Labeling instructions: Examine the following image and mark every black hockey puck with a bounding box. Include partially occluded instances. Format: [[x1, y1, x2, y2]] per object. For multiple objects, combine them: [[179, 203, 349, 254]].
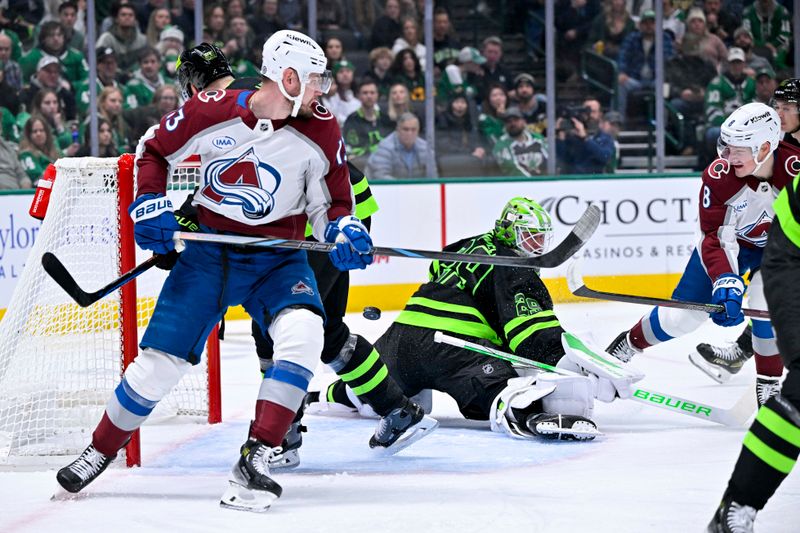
[[362, 306, 382, 320]]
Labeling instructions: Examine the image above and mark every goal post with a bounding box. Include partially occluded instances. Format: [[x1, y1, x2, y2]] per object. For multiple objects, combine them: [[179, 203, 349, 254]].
[[0, 155, 221, 468]]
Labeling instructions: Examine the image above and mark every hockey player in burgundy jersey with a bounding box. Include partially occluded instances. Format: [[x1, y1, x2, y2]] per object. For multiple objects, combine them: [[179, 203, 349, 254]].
[[172, 43, 438, 467], [607, 102, 800, 406], [57, 31, 373, 513]]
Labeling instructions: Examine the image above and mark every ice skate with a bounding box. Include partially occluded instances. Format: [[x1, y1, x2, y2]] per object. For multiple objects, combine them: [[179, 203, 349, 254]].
[[369, 399, 438, 455], [268, 421, 305, 470], [756, 375, 781, 406], [606, 330, 640, 363], [525, 413, 601, 441], [56, 444, 116, 494], [707, 495, 756, 533], [690, 326, 753, 384], [220, 439, 283, 513]]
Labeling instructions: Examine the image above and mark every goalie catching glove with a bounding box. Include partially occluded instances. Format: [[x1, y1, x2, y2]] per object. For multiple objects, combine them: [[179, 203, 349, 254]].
[[129, 193, 180, 255], [324, 215, 374, 271], [557, 332, 645, 402]]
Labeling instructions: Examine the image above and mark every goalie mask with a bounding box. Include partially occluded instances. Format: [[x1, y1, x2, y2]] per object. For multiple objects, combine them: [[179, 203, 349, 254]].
[[717, 102, 780, 176], [261, 30, 331, 117], [175, 43, 234, 100], [494, 197, 553, 257]]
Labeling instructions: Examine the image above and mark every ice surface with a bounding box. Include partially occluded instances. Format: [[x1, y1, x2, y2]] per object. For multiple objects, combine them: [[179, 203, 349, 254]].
[[1, 302, 797, 533]]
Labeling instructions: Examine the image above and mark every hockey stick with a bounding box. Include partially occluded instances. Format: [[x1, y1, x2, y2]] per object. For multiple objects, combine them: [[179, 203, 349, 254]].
[[42, 252, 161, 307], [566, 259, 770, 319], [175, 204, 602, 270], [433, 332, 755, 427]]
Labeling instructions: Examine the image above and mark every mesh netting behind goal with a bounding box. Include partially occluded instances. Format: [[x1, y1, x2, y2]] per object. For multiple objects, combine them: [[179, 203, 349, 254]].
[[0, 155, 219, 466]]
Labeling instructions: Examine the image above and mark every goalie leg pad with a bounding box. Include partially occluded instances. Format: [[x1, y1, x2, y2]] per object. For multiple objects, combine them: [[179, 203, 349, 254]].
[[539, 373, 594, 419], [106, 348, 191, 431]]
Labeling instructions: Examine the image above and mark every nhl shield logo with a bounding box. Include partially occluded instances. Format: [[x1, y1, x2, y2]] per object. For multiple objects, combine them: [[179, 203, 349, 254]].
[[291, 281, 314, 296], [482, 363, 494, 375]]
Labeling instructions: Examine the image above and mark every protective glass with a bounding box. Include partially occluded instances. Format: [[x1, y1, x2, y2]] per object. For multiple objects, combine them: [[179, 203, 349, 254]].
[[716, 137, 754, 164], [307, 70, 333, 93], [769, 98, 800, 115], [516, 227, 552, 257]]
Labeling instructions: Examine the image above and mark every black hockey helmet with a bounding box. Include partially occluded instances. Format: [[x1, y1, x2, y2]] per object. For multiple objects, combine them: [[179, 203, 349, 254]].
[[175, 43, 234, 100], [772, 78, 800, 105]]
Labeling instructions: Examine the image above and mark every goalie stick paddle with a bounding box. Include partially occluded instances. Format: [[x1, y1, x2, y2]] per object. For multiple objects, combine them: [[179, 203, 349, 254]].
[[42, 252, 161, 307], [176, 204, 602, 270], [565, 259, 770, 319], [433, 331, 755, 427]]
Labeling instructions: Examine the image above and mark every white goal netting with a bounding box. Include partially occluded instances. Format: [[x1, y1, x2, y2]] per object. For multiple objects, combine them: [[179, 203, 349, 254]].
[[0, 156, 216, 465]]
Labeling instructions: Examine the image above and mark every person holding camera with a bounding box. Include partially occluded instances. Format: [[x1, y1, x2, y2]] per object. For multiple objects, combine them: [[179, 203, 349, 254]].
[[556, 108, 621, 174]]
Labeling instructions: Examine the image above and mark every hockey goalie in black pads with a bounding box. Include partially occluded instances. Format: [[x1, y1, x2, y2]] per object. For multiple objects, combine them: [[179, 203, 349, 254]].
[[306, 197, 643, 441], [172, 43, 438, 462]]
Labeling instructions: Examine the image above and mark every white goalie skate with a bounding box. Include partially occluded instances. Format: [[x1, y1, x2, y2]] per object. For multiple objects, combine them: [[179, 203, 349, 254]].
[[526, 413, 602, 441]]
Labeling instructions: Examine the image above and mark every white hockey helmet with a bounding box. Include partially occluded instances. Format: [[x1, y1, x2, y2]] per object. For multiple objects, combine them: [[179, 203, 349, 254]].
[[717, 102, 781, 174], [261, 30, 331, 117]]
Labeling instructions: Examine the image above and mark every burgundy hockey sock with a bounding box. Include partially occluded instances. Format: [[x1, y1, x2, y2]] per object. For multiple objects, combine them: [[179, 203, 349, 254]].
[[251, 399, 297, 447], [628, 321, 652, 351], [92, 412, 134, 457], [754, 353, 784, 377]]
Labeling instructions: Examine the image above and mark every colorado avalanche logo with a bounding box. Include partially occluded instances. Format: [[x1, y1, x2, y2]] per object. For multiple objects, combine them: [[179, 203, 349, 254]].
[[738, 210, 773, 247], [202, 147, 281, 220], [708, 158, 730, 180], [785, 154, 800, 177]]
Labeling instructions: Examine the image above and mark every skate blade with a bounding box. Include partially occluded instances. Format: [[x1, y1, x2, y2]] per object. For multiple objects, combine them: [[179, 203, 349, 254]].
[[370, 415, 439, 457], [219, 480, 279, 513], [268, 449, 300, 470], [688, 352, 732, 384], [51, 484, 89, 501], [534, 421, 602, 441]]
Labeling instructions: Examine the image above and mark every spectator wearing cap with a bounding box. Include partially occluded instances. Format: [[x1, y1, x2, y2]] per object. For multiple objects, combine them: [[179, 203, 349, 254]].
[[390, 48, 426, 102], [680, 8, 727, 72], [481, 36, 513, 92], [57, 1, 85, 51], [492, 106, 548, 177], [157, 26, 185, 79], [343, 79, 395, 169], [0, 31, 23, 92], [74, 48, 122, 118], [367, 112, 436, 180], [742, 0, 791, 68], [362, 47, 394, 100], [20, 20, 87, 86], [97, 1, 149, 73], [432, 7, 462, 70], [753, 66, 776, 105], [20, 55, 76, 121], [701, 46, 756, 166], [124, 47, 166, 109], [438, 46, 485, 106], [616, 9, 675, 123], [370, 0, 402, 49], [733, 27, 771, 79], [702, 0, 739, 44], [556, 108, 620, 174], [324, 60, 362, 127], [392, 17, 426, 70], [555, 0, 600, 79], [587, 0, 636, 61], [510, 73, 548, 135]]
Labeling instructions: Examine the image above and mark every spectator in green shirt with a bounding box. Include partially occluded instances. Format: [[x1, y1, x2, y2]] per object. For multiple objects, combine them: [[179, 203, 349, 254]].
[[124, 47, 165, 109], [19, 21, 87, 86], [742, 0, 791, 69], [18, 116, 62, 186], [478, 83, 509, 148]]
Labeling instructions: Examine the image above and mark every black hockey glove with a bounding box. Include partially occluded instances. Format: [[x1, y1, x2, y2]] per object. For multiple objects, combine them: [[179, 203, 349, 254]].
[[155, 193, 200, 270]]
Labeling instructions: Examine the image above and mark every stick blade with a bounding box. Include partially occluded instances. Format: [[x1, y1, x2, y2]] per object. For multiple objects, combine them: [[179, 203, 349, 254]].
[[565, 258, 586, 293], [41, 252, 93, 307]]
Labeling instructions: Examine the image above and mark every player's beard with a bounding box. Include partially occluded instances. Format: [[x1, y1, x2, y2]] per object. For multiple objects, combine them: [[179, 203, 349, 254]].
[[296, 104, 314, 118]]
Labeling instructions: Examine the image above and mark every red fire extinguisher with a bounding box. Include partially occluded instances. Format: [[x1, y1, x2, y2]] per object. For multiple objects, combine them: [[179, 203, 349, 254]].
[[29, 163, 57, 220]]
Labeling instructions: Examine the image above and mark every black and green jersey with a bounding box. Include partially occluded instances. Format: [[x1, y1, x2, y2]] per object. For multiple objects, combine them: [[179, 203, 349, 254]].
[[396, 232, 564, 364], [774, 174, 800, 248]]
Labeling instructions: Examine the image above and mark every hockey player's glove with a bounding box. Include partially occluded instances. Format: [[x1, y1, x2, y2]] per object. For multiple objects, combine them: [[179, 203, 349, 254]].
[[324, 215, 374, 271], [155, 194, 200, 270], [129, 193, 180, 255], [710, 273, 745, 327]]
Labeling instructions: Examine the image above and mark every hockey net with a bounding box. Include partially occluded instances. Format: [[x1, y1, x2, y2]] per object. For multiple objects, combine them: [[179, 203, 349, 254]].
[[0, 154, 220, 468]]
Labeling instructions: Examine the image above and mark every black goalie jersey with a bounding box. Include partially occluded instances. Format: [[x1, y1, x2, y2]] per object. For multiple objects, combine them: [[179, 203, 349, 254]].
[[394, 232, 565, 365]]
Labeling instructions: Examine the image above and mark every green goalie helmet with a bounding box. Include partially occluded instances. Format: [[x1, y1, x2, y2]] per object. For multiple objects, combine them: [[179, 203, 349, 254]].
[[494, 197, 553, 257]]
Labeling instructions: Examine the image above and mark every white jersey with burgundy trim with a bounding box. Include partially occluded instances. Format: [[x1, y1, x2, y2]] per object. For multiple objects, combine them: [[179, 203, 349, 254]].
[[134, 88, 353, 241], [698, 141, 800, 280]]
